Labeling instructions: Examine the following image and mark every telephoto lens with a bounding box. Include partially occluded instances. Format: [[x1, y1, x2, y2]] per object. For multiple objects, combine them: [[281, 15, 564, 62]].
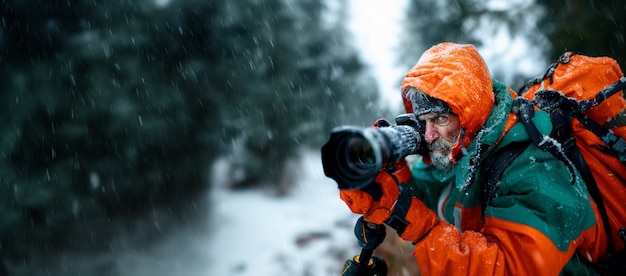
[[321, 114, 424, 190]]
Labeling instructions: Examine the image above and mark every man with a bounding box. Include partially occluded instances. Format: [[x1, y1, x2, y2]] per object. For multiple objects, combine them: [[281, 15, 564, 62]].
[[338, 43, 609, 275]]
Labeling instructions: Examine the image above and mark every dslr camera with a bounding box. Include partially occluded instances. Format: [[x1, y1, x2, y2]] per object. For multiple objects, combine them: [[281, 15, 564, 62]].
[[321, 114, 427, 190]]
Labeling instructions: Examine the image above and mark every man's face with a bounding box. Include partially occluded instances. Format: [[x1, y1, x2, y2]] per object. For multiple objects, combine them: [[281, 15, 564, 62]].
[[417, 112, 461, 169]]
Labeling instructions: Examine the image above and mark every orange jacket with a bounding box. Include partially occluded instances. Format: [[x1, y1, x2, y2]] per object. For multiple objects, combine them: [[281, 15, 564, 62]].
[[402, 43, 609, 275]]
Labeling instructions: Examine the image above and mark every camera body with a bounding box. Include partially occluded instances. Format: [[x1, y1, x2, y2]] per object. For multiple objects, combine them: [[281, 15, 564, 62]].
[[321, 114, 426, 190]]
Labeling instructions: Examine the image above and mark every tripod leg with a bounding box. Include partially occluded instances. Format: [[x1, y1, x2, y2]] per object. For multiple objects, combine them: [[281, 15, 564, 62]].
[[341, 254, 388, 276], [341, 216, 388, 275]]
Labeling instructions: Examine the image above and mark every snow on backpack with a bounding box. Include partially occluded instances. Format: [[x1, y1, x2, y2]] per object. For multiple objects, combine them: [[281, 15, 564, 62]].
[[485, 51, 626, 273]]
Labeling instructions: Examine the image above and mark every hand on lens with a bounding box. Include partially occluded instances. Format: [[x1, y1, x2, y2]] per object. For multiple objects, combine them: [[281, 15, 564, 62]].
[[339, 159, 412, 224]]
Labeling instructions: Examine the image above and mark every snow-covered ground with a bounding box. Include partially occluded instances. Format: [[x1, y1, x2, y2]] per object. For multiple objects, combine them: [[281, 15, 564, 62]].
[[206, 150, 362, 276], [5, 151, 361, 276]]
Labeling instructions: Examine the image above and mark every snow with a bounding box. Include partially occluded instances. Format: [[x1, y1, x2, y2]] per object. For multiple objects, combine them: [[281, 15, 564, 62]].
[[207, 150, 361, 276], [3, 152, 359, 276]]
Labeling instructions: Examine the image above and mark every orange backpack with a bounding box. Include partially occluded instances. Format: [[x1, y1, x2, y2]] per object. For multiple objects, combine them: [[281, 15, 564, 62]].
[[518, 52, 626, 270]]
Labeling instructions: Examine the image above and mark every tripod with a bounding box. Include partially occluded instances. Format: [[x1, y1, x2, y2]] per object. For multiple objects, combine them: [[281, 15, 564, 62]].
[[341, 216, 388, 276]]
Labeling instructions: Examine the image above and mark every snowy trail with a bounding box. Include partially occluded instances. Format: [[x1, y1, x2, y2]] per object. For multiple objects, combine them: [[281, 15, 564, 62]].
[[206, 150, 360, 276], [6, 151, 358, 276]]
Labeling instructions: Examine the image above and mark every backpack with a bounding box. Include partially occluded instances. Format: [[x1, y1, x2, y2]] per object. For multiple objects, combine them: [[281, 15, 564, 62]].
[[483, 52, 626, 273]]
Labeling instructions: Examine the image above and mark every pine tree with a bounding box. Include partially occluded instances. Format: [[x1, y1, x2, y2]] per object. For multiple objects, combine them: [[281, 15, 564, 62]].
[[535, 0, 626, 70], [0, 0, 380, 266]]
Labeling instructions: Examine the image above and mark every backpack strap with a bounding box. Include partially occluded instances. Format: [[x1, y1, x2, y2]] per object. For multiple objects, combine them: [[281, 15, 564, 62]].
[[604, 110, 626, 129], [574, 113, 626, 165], [514, 98, 617, 252], [480, 142, 530, 215], [512, 97, 578, 184], [575, 76, 626, 113], [559, 123, 615, 251], [533, 77, 626, 166]]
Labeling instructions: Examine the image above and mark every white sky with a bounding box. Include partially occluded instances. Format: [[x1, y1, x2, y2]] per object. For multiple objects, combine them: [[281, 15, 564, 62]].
[[347, 0, 408, 112]]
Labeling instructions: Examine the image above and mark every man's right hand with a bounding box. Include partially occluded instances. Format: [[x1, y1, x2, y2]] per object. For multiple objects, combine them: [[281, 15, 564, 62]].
[[339, 159, 440, 244], [339, 160, 412, 224]]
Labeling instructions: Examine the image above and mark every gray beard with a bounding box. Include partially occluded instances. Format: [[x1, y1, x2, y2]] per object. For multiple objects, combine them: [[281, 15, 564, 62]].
[[428, 135, 457, 169], [430, 151, 451, 169]]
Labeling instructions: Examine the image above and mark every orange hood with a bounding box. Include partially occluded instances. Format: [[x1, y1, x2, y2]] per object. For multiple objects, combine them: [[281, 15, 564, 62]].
[[401, 43, 494, 158]]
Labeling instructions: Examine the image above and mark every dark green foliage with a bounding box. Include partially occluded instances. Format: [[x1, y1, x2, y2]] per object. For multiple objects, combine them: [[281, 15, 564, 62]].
[[0, 0, 223, 260], [535, 0, 626, 71], [0, 0, 379, 265]]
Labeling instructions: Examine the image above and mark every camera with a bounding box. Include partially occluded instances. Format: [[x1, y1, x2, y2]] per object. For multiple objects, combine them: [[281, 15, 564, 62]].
[[321, 114, 426, 190]]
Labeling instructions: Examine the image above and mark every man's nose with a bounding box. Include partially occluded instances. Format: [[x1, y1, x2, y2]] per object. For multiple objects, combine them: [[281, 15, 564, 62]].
[[424, 124, 439, 143]]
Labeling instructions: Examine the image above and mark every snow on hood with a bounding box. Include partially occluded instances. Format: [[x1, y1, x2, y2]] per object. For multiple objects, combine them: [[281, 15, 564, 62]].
[[401, 43, 494, 161]]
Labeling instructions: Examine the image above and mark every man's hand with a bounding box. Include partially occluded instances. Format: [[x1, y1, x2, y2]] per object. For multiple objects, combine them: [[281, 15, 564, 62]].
[[353, 216, 386, 250], [339, 160, 412, 224], [339, 159, 440, 243]]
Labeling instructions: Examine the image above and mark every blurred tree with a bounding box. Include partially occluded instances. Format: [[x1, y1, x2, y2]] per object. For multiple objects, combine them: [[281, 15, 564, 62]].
[[0, 0, 380, 267], [1, 0, 228, 261], [535, 0, 626, 71], [399, 0, 548, 88], [400, 0, 625, 89], [213, 0, 382, 191], [400, 0, 478, 60]]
